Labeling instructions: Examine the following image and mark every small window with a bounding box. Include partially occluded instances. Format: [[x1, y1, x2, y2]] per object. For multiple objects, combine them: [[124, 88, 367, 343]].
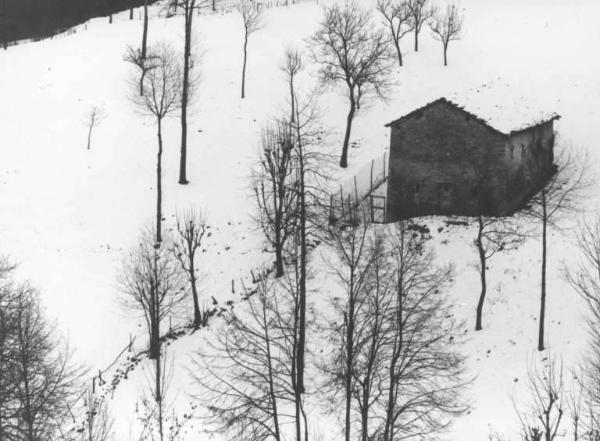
[[414, 182, 421, 194]]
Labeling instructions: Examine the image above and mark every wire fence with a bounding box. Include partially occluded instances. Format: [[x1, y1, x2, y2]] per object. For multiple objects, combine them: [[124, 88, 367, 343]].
[[329, 152, 389, 225], [63, 259, 275, 439]]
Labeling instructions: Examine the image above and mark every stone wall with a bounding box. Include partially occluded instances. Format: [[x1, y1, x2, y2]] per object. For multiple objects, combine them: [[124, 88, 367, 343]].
[[386, 101, 506, 221], [385, 100, 556, 221]]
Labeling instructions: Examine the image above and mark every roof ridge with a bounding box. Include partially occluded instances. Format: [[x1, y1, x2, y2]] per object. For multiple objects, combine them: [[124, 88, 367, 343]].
[[385, 97, 559, 136]]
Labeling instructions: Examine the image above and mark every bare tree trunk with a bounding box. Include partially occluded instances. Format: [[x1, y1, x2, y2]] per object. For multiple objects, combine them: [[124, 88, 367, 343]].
[[263, 302, 282, 441], [475, 215, 486, 331], [297, 143, 307, 396], [275, 231, 284, 277], [189, 253, 201, 326], [139, 66, 147, 96], [130, 4, 134, 20], [443, 42, 448, 66], [156, 118, 163, 244], [241, 34, 248, 99], [87, 124, 93, 150], [539, 192, 548, 351], [155, 350, 164, 441], [414, 27, 419, 51], [289, 76, 296, 123], [394, 42, 403, 67], [340, 97, 356, 168], [212, 0, 216, 11], [291, 271, 302, 441], [344, 302, 355, 441], [294, 107, 307, 396], [141, 0, 149, 60], [179, 2, 193, 185]]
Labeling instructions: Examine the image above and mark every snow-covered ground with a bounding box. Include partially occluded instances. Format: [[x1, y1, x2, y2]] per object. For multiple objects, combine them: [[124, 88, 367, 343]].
[[1, 0, 600, 439]]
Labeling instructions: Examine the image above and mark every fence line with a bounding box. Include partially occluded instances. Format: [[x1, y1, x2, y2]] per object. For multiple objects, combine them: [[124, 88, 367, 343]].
[[329, 151, 389, 224]]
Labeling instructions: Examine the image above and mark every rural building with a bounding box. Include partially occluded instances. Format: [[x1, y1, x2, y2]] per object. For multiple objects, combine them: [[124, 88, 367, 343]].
[[383, 98, 559, 222]]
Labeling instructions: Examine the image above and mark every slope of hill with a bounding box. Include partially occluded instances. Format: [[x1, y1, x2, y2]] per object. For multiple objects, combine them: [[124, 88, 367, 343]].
[[1, 0, 600, 440]]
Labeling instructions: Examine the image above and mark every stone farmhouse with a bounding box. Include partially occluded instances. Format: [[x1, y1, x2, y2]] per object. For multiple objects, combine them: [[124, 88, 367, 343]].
[[383, 98, 559, 222]]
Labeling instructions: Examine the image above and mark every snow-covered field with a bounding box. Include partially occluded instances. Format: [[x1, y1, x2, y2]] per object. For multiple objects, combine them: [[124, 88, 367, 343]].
[[1, 0, 600, 439]]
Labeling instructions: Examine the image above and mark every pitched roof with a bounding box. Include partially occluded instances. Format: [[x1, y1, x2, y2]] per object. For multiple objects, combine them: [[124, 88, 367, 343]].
[[385, 97, 560, 136]]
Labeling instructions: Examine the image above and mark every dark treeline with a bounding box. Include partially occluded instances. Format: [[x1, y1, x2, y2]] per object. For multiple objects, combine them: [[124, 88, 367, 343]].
[[0, 0, 158, 45]]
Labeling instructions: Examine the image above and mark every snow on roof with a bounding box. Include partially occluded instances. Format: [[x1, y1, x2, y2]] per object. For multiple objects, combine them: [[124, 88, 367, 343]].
[[447, 79, 561, 134], [387, 79, 560, 135]]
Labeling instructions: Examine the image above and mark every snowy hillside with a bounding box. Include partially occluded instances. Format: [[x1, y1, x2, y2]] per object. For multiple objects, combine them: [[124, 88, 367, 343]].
[[1, 0, 600, 440]]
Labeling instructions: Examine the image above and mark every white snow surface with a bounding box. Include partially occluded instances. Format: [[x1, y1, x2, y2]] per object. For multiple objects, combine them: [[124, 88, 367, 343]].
[[1, 0, 600, 440]]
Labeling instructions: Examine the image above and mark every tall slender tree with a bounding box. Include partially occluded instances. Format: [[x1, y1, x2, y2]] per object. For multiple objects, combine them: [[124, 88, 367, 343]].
[[129, 43, 182, 243], [174, 0, 207, 185], [237, 0, 263, 99], [522, 147, 587, 351], [141, 0, 149, 59]]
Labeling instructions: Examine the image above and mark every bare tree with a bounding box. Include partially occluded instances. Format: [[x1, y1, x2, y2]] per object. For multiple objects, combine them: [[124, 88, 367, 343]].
[[237, 0, 263, 99], [320, 221, 467, 441], [172, 208, 207, 328], [379, 222, 467, 441], [120, 228, 187, 441], [290, 96, 330, 403], [474, 215, 523, 331], [83, 105, 107, 151], [190, 277, 298, 441], [352, 235, 391, 441], [119, 226, 186, 360], [564, 217, 600, 439], [515, 357, 565, 441], [8, 284, 84, 441], [429, 2, 464, 66], [311, 1, 392, 168], [376, 0, 414, 67], [407, 0, 436, 52], [522, 147, 588, 351], [322, 210, 381, 441], [0, 271, 17, 441], [129, 43, 183, 243], [253, 119, 297, 278], [174, 0, 207, 185]]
